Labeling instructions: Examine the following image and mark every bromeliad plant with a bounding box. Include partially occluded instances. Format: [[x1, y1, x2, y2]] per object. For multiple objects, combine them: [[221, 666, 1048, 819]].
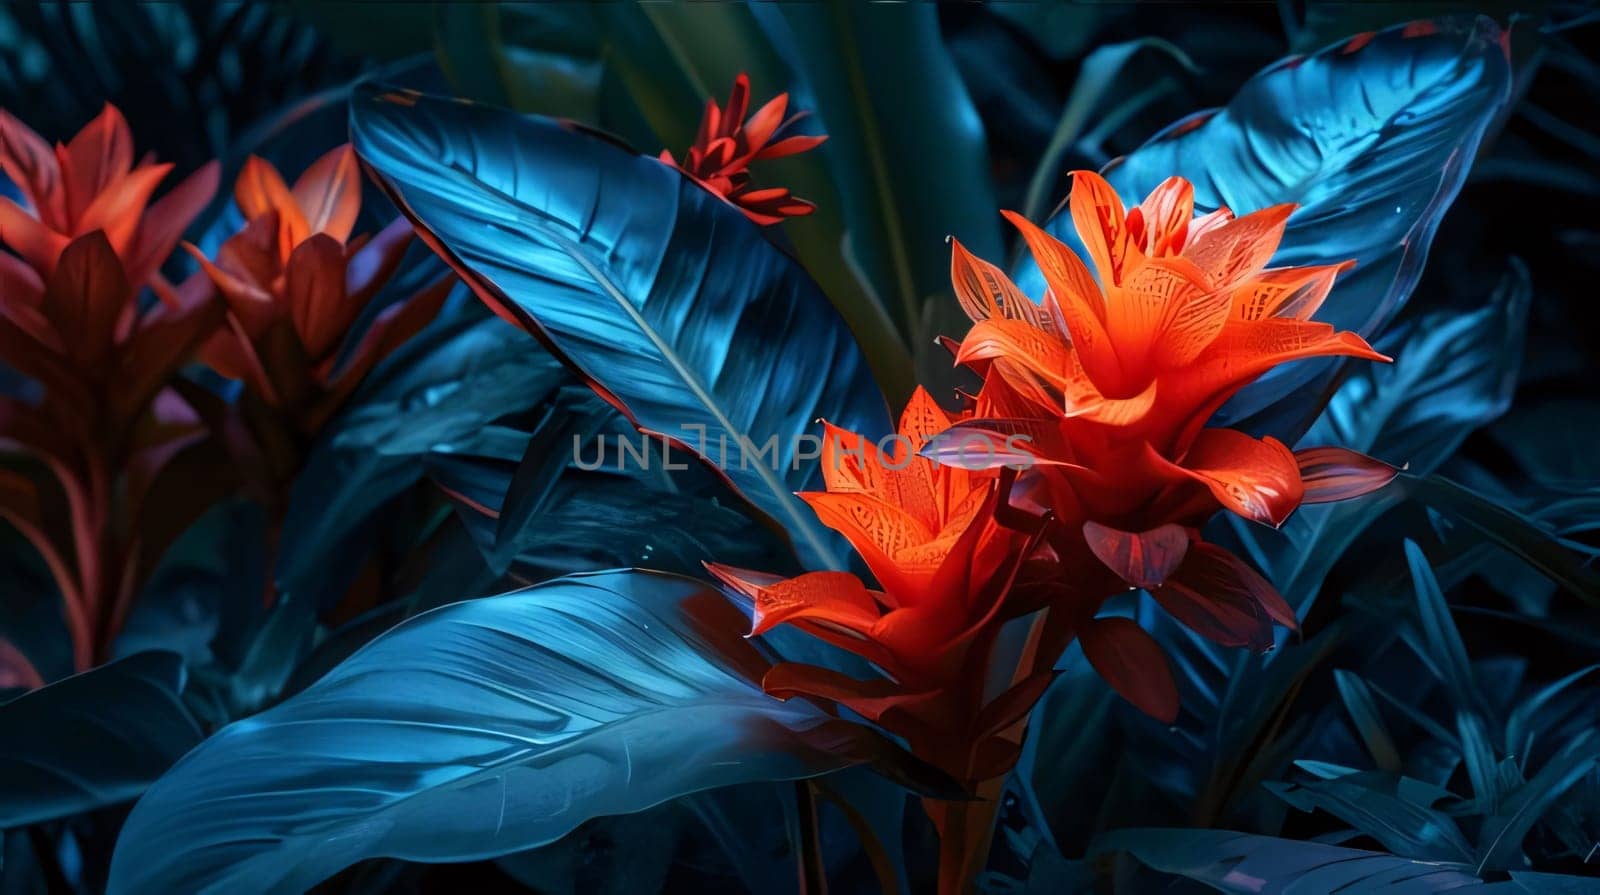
[[10, 8, 1596, 895]]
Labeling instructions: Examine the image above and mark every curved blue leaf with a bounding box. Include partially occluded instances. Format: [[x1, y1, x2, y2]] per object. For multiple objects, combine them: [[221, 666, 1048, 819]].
[[108, 570, 945, 894], [351, 85, 891, 571], [1092, 828, 1530, 893], [1017, 16, 1513, 439], [0, 651, 203, 827]]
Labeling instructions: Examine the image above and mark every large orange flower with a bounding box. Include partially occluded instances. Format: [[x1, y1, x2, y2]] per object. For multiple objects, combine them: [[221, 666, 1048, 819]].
[[660, 73, 826, 225], [928, 172, 1400, 719]]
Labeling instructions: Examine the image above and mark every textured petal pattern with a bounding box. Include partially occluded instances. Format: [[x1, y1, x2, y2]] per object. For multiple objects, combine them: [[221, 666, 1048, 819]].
[[1017, 17, 1512, 438]]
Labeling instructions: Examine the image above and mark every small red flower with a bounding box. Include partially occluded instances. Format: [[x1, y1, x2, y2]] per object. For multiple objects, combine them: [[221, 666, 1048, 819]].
[[186, 145, 452, 438], [660, 73, 826, 225]]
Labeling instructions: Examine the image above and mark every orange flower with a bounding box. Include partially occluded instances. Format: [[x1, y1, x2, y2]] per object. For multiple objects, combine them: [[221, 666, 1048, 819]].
[[660, 73, 826, 225], [186, 145, 451, 436], [707, 388, 1048, 783], [0, 104, 217, 288], [927, 172, 1401, 720]]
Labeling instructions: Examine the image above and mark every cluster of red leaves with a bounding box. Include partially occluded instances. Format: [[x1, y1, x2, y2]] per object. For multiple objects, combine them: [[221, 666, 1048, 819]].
[[185, 146, 451, 503], [0, 105, 221, 672], [660, 73, 827, 225], [0, 108, 445, 678], [709, 171, 1402, 796]]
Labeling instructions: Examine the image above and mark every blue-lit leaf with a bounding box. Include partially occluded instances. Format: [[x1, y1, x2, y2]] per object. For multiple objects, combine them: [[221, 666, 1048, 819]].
[[1406, 540, 1483, 714], [1237, 265, 1530, 610], [1093, 828, 1521, 893], [1266, 773, 1473, 861], [351, 85, 890, 571], [108, 570, 948, 894], [0, 652, 202, 827], [752, 2, 1002, 386], [1476, 732, 1600, 874], [1019, 16, 1513, 438]]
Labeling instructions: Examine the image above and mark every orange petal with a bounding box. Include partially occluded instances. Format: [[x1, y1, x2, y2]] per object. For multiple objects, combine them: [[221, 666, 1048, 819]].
[[1179, 318, 1391, 414], [235, 155, 309, 260], [1067, 169, 1140, 286], [949, 236, 1045, 328], [1137, 176, 1195, 257], [1183, 203, 1294, 291], [1171, 429, 1305, 527], [76, 162, 172, 259], [0, 195, 69, 275], [1079, 616, 1179, 722], [1001, 209, 1121, 387], [1231, 262, 1353, 322], [291, 144, 363, 244], [706, 565, 883, 638], [59, 103, 134, 222], [1082, 521, 1189, 589], [1295, 446, 1401, 504], [284, 233, 349, 360], [1105, 255, 1212, 372], [741, 92, 789, 150], [798, 490, 932, 598], [125, 160, 220, 291]]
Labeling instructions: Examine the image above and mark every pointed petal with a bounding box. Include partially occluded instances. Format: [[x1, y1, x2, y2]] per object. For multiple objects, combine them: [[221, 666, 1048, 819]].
[[0, 108, 65, 227], [1082, 521, 1189, 590], [60, 103, 134, 221], [741, 93, 789, 149], [798, 491, 930, 598], [235, 155, 308, 258], [1079, 617, 1179, 722], [1138, 176, 1195, 256], [77, 163, 172, 259], [724, 73, 751, 135], [43, 231, 131, 371], [1172, 429, 1304, 527], [0, 195, 69, 274], [1152, 542, 1284, 650], [125, 161, 220, 290], [291, 144, 363, 243], [1001, 209, 1119, 385], [1230, 261, 1353, 322], [1106, 255, 1212, 372], [1295, 446, 1401, 503], [950, 236, 1045, 327], [754, 133, 826, 160], [1068, 169, 1140, 286], [1183, 203, 1294, 291], [284, 233, 349, 360]]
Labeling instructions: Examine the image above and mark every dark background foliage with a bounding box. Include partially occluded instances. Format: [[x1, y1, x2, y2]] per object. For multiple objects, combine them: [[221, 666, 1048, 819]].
[[2, 1, 1598, 893]]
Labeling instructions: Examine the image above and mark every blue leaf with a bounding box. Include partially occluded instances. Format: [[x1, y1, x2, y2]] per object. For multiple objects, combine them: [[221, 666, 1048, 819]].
[[1092, 828, 1525, 893], [351, 85, 891, 570], [752, 2, 1002, 385], [107, 570, 947, 894], [1406, 540, 1483, 714], [1266, 774, 1474, 862], [1017, 16, 1513, 439], [0, 652, 203, 827]]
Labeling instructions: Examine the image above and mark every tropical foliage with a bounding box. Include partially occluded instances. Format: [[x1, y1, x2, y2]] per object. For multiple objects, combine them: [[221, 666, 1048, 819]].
[[2, 2, 1598, 893]]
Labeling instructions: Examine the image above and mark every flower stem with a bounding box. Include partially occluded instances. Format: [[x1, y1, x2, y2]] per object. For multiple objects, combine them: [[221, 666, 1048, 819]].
[[794, 779, 829, 895]]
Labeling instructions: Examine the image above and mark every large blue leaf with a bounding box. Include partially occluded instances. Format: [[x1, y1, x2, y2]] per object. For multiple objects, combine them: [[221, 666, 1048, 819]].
[[1092, 828, 1536, 893], [1017, 16, 1512, 439], [107, 570, 947, 894], [351, 85, 891, 571], [0, 651, 203, 827]]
